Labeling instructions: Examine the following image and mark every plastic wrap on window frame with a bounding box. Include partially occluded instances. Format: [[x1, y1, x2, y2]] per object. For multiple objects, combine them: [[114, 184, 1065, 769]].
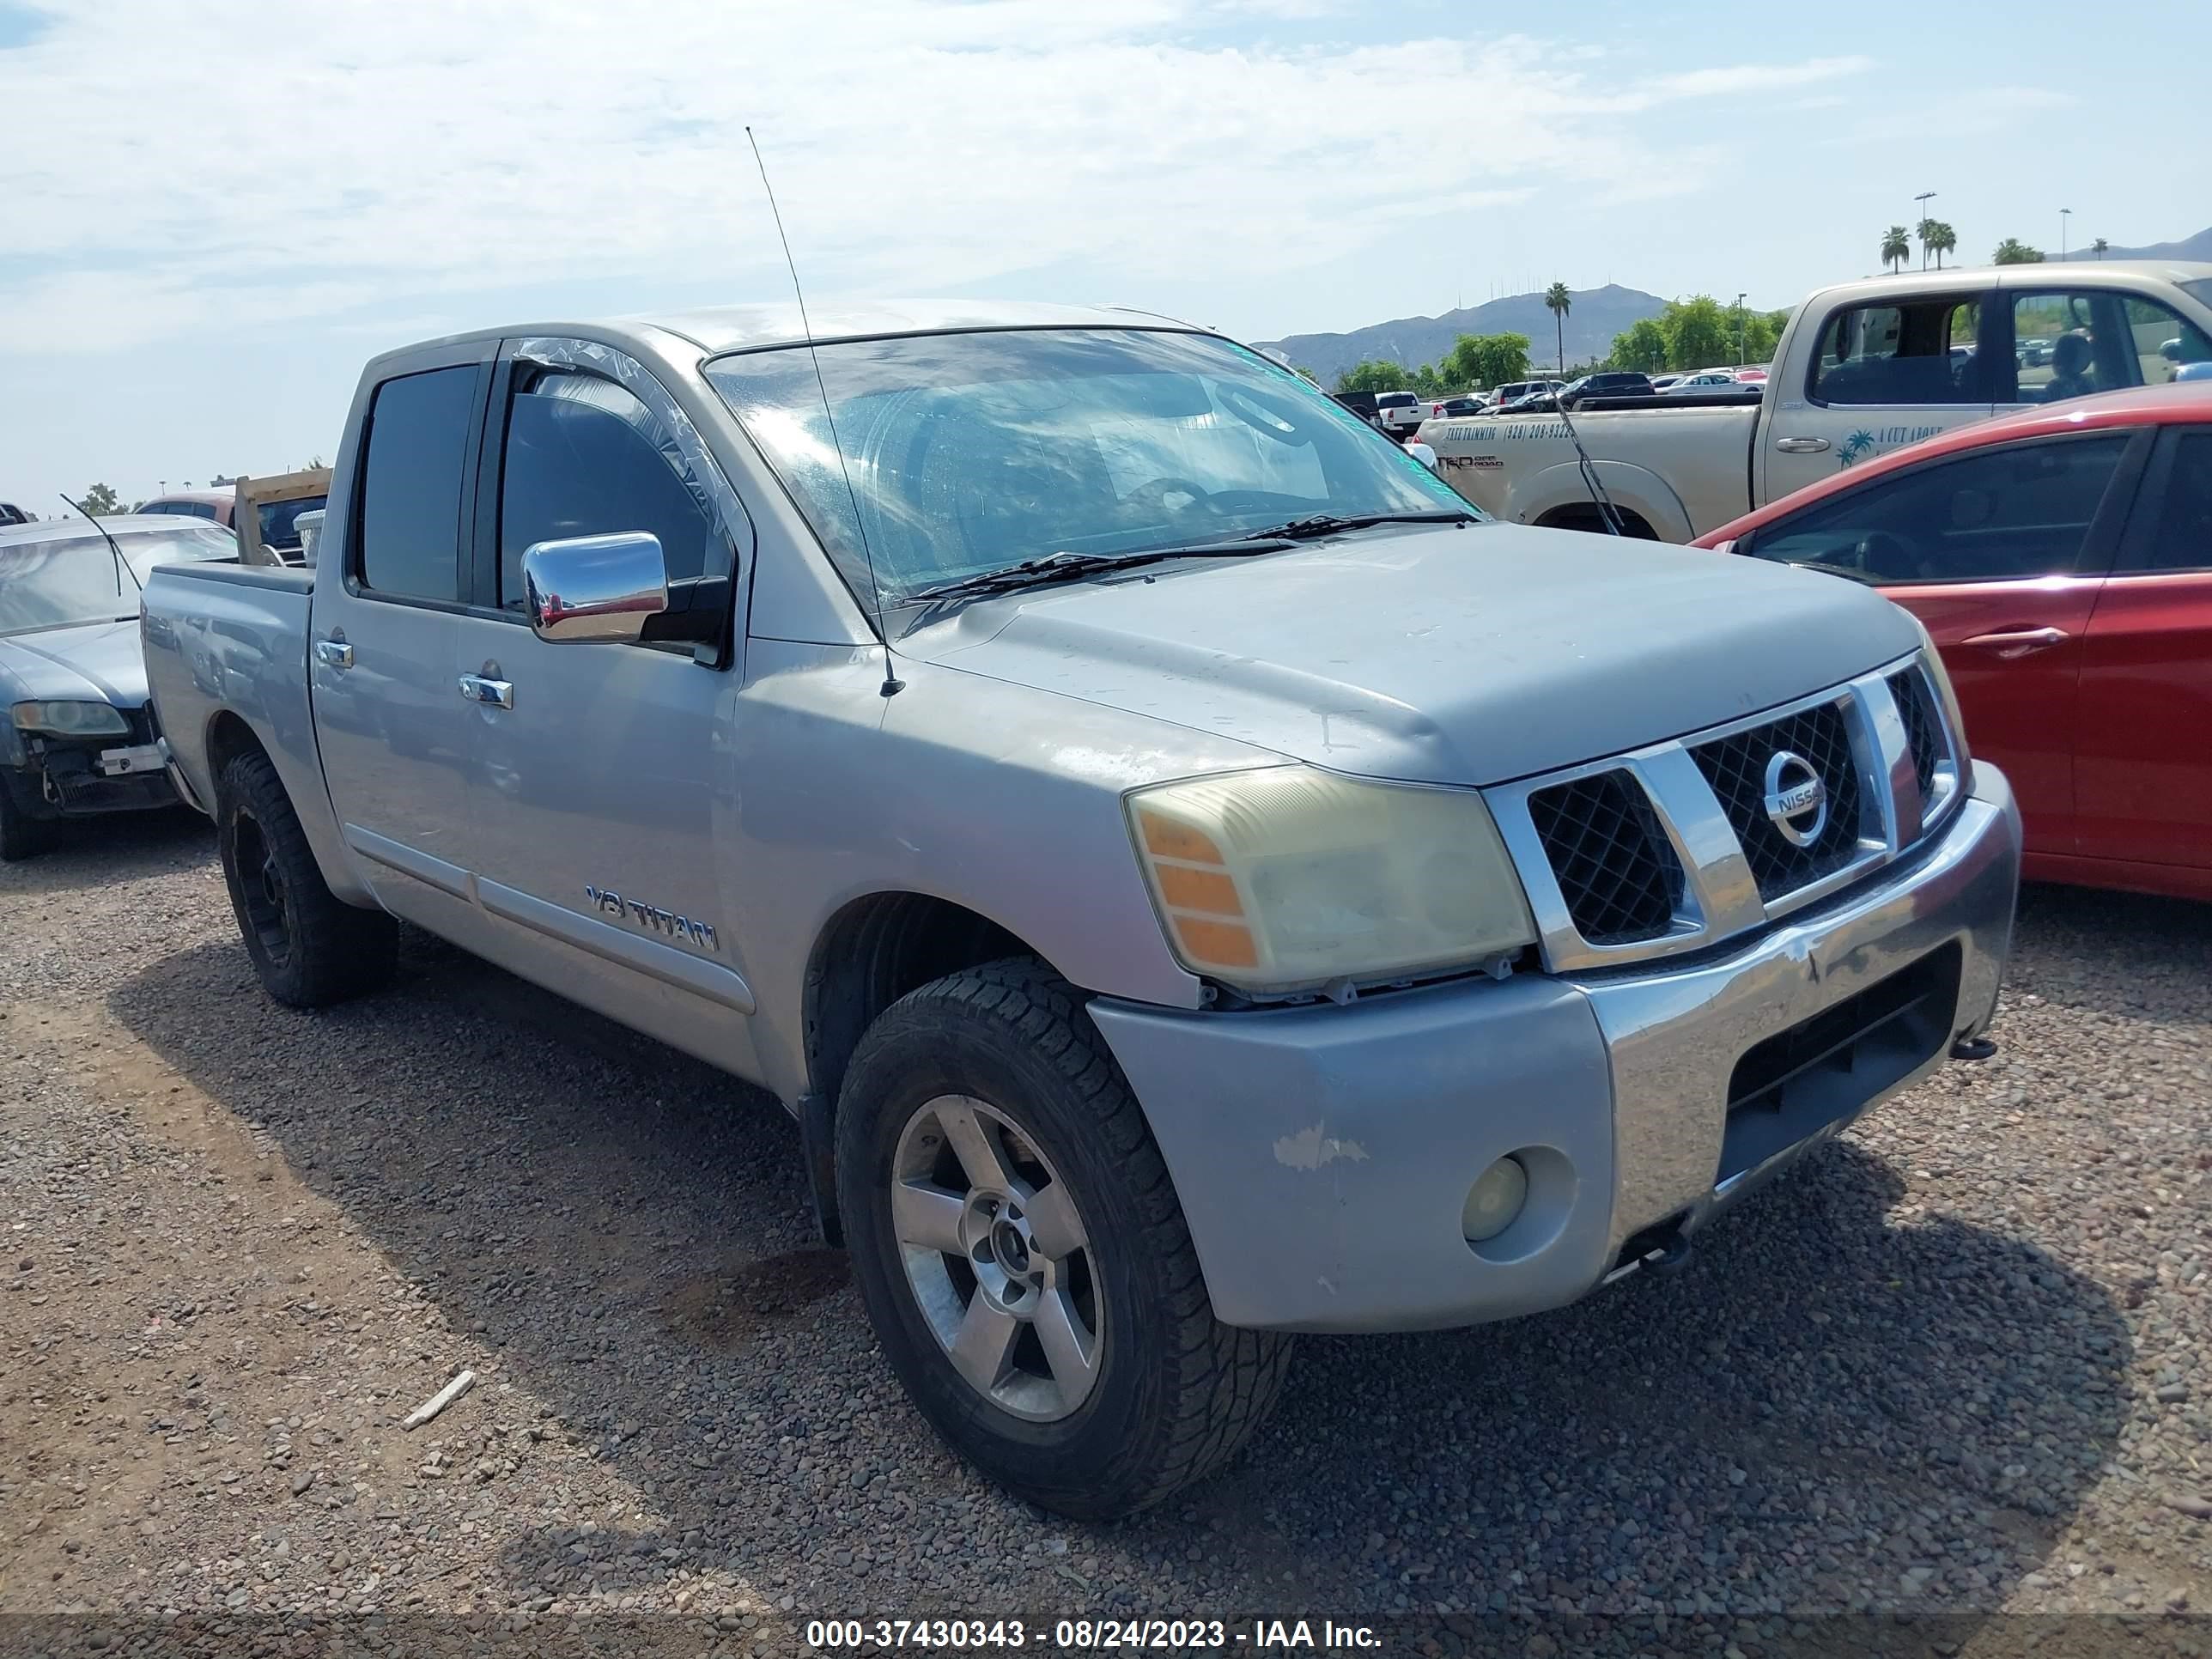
[[514, 337, 752, 562]]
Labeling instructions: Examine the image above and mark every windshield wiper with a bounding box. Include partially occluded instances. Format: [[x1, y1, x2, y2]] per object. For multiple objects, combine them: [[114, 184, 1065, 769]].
[[1240, 509, 1478, 542], [902, 543, 1289, 608]]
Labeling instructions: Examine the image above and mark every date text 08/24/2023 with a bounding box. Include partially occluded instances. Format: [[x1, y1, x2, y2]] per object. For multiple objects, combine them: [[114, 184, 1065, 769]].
[[802, 1618, 1382, 1650]]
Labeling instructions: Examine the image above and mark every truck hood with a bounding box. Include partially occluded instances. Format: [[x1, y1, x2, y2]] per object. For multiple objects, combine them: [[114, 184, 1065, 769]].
[[0, 620, 150, 708], [914, 521, 1923, 787]]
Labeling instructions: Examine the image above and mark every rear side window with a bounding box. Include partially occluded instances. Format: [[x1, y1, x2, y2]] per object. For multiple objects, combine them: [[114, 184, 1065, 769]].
[[2136, 429, 2212, 573], [1748, 434, 2130, 584], [1810, 297, 1981, 406], [495, 370, 719, 609], [358, 366, 478, 602]]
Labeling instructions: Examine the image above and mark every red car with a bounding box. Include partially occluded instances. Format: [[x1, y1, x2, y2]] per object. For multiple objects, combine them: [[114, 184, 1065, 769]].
[[1697, 381, 2212, 901]]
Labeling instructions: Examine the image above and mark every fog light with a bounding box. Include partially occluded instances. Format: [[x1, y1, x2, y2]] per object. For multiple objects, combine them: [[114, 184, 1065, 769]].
[[1462, 1155, 1529, 1243]]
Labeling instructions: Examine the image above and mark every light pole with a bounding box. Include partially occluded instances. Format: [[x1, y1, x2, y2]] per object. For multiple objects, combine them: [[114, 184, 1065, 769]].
[[1914, 191, 1936, 268], [2060, 207, 2071, 259], [1736, 292, 1747, 365]]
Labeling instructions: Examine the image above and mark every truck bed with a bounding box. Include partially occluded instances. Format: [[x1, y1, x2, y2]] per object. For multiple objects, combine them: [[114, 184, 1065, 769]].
[[140, 562, 346, 877], [1420, 397, 1765, 540]]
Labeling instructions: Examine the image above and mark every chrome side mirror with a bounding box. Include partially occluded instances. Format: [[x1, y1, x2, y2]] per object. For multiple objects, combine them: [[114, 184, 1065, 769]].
[[522, 532, 670, 642], [1405, 441, 1440, 472]]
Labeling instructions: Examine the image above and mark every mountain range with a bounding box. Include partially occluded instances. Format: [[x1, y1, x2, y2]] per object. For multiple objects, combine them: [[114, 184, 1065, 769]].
[[2050, 225, 2212, 263], [1253, 284, 1665, 383]]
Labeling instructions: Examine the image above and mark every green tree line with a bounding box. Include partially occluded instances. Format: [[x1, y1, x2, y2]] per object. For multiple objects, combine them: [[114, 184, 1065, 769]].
[[1336, 331, 1534, 396], [1605, 297, 1792, 374]]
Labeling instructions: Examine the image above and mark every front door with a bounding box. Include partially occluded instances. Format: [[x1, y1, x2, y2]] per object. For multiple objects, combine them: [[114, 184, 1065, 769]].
[[2072, 424, 2212, 885], [1760, 288, 1996, 503], [310, 355, 489, 926], [1740, 427, 2143, 857], [450, 339, 757, 1072]]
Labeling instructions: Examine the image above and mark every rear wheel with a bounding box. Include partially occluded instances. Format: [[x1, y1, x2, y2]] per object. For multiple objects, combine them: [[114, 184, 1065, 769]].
[[216, 750, 396, 1006], [836, 957, 1293, 1520]]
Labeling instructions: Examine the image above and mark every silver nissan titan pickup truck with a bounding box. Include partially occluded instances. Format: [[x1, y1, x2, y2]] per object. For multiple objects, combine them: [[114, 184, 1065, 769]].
[[140, 302, 2022, 1519]]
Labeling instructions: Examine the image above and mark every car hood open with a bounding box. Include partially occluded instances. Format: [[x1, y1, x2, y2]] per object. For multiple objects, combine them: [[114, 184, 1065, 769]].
[[0, 619, 151, 709], [908, 521, 1921, 787]]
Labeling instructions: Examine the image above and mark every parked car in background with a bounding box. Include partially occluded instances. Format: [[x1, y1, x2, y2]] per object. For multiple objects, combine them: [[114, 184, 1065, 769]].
[[1420, 262, 2212, 539], [1486, 380, 1563, 410], [1669, 370, 1743, 392], [1426, 395, 1485, 419], [1697, 380, 2212, 901], [0, 501, 29, 527], [137, 489, 239, 526], [1650, 374, 1683, 392], [1331, 390, 1382, 426], [1559, 371, 1656, 406], [0, 516, 236, 857], [1375, 388, 1425, 436], [143, 299, 2017, 1518], [1732, 366, 1770, 384]]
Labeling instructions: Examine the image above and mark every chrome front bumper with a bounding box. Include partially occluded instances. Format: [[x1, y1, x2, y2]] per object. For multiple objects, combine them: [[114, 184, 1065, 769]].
[[1090, 763, 2021, 1334]]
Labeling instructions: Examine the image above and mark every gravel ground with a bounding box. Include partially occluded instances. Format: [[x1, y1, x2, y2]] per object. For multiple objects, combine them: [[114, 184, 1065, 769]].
[[2, 812, 2209, 1656]]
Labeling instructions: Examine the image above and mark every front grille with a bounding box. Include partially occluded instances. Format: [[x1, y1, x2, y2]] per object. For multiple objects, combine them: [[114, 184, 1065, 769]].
[[1526, 769, 1683, 945], [1887, 668, 1942, 803], [1691, 701, 1863, 901]]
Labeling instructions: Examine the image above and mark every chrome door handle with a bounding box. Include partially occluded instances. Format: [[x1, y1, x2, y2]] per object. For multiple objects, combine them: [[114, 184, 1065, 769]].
[[1774, 436, 1831, 453], [1960, 626, 2069, 659], [457, 674, 514, 708], [313, 638, 354, 670]]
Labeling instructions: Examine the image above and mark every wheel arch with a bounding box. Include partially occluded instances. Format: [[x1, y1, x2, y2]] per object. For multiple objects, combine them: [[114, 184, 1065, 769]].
[[1513, 459, 1688, 541], [799, 889, 1076, 1243]]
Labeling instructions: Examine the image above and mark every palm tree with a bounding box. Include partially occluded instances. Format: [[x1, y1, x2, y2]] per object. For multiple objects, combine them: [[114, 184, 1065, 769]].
[[1544, 282, 1572, 374], [1929, 221, 1957, 269], [1881, 225, 1911, 272], [2092, 237, 2109, 260], [1916, 217, 1937, 270]]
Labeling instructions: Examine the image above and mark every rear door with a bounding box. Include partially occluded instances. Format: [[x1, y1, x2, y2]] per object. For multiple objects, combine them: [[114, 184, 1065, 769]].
[[310, 349, 489, 924], [1760, 287, 1997, 503], [2071, 424, 2212, 884], [1741, 427, 2147, 857], [447, 337, 757, 1069]]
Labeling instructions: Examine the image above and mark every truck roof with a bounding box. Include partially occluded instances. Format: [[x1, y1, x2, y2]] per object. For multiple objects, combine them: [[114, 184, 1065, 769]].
[[1799, 259, 2212, 307], [369, 300, 1212, 368]]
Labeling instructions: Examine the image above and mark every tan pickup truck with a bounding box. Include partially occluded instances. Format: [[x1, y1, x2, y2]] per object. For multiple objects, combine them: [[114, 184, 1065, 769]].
[[1419, 262, 2212, 539]]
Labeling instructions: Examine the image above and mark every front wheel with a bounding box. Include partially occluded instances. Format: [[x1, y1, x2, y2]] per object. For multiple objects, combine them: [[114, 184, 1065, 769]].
[[216, 750, 397, 1007], [836, 958, 1292, 1520], [0, 780, 54, 861]]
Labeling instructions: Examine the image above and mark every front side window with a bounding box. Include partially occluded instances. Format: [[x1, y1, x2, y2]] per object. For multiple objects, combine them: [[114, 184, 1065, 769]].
[[704, 328, 1466, 611], [495, 370, 720, 609], [1809, 297, 1982, 406], [2011, 290, 2212, 405], [0, 526, 236, 634], [1747, 434, 2131, 585], [357, 366, 478, 603]]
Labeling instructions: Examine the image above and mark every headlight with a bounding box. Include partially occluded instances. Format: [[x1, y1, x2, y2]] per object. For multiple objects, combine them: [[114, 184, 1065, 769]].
[[1900, 615, 1971, 768], [11, 700, 131, 737], [1127, 766, 1536, 995]]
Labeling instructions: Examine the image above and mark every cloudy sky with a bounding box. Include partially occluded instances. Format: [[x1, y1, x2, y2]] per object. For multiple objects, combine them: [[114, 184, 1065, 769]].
[[2, 0, 2203, 506]]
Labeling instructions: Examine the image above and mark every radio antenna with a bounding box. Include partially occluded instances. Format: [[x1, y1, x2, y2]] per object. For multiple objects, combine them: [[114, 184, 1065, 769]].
[[60, 492, 143, 600], [745, 126, 902, 696]]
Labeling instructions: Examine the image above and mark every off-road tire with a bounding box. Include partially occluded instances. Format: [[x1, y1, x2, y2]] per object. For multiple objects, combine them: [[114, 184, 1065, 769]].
[[837, 957, 1293, 1520], [216, 750, 397, 1007], [0, 782, 54, 861]]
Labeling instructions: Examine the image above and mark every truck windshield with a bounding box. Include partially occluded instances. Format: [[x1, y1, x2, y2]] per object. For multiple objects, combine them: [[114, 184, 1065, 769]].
[[704, 328, 1471, 611], [0, 526, 236, 635]]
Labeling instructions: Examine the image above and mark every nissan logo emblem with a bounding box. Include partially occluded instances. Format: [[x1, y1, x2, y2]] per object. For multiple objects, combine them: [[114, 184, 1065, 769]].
[[1762, 751, 1828, 848]]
